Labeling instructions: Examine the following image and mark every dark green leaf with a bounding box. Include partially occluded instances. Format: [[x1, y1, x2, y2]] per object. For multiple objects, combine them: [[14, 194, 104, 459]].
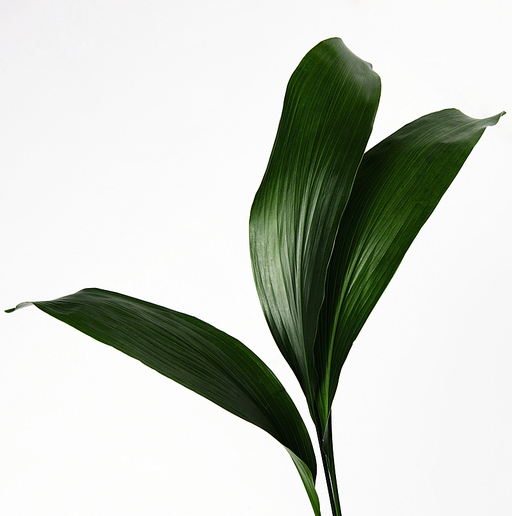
[[314, 108, 505, 424], [7, 288, 321, 515], [249, 38, 381, 410]]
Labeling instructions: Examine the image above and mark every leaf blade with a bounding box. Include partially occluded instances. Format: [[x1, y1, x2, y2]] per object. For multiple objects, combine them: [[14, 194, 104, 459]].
[[7, 288, 320, 514], [315, 108, 505, 421], [249, 37, 381, 408]]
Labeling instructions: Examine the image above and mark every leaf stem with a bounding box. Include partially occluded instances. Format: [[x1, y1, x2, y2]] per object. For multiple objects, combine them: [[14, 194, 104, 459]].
[[316, 414, 342, 516]]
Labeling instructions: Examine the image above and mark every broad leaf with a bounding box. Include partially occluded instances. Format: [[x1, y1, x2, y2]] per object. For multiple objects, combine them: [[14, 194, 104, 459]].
[[249, 38, 381, 410], [314, 108, 505, 425], [7, 288, 321, 515]]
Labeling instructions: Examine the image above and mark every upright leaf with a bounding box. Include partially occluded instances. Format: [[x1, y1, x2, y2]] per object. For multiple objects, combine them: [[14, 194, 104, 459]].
[[7, 288, 321, 515], [249, 38, 381, 409], [314, 109, 505, 424]]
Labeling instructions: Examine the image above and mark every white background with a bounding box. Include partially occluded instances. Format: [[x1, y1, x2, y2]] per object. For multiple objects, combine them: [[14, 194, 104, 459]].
[[1, 1, 510, 515]]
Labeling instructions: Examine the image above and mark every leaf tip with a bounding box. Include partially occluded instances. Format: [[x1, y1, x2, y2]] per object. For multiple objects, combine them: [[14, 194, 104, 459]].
[[490, 110, 506, 125], [5, 302, 33, 313]]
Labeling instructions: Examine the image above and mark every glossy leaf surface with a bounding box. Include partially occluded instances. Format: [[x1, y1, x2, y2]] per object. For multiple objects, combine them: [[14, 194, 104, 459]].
[[7, 288, 321, 515], [249, 38, 381, 408], [314, 108, 505, 424]]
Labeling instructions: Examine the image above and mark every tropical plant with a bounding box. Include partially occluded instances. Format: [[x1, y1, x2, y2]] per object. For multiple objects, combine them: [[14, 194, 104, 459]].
[[6, 37, 504, 515]]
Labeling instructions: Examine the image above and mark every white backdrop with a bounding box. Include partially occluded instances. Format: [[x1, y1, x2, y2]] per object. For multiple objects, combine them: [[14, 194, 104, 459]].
[[1, 1, 510, 515]]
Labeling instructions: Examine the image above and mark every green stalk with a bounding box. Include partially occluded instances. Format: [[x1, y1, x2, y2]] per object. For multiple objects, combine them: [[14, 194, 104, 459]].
[[316, 414, 341, 516]]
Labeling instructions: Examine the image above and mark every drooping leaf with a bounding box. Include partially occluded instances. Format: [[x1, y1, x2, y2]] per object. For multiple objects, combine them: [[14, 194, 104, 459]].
[[6, 288, 321, 515], [313, 108, 505, 425], [249, 37, 381, 410]]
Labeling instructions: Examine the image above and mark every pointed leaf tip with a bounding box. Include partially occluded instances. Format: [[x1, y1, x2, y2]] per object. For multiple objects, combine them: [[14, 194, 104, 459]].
[[5, 301, 33, 313]]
